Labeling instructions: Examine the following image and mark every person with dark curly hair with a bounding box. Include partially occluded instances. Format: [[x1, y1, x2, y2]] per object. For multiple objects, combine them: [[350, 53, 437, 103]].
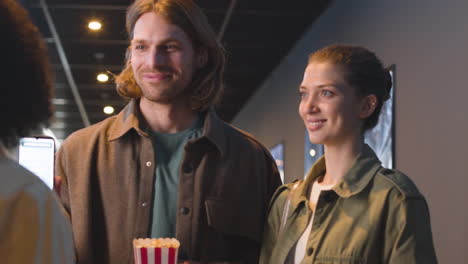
[[55, 0, 281, 263], [0, 0, 74, 263], [260, 45, 437, 263]]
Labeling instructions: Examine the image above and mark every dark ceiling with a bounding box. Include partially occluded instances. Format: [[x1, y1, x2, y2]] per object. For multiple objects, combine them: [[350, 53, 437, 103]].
[[23, 0, 331, 141]]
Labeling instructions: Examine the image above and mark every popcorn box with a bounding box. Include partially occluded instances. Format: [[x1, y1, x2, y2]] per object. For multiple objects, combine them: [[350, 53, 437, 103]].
[[133, 238, 179, 264]]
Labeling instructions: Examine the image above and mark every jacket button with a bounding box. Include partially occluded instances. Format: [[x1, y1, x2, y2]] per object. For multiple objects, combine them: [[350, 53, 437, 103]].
[[146, 161, 152, 167], [180, 207, 190, 215], [307, 247, 314, 256], [142, 202, 148, 207], [182, 163, 193, 173]]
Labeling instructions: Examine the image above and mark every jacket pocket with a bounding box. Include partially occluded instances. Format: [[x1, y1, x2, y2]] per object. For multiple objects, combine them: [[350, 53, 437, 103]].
[[204, 198, 261, 243]]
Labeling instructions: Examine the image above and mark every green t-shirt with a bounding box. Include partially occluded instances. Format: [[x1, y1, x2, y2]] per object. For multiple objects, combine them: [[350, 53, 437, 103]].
[[149, 115, 203, 238]]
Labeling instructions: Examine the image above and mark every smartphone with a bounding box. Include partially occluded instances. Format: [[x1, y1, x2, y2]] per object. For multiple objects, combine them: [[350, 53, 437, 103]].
[[18, 136, 55, 189]]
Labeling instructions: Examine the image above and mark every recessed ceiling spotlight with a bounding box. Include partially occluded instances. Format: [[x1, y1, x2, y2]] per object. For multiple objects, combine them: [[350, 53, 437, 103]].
[[88, 21, 102, 31], [309, 148, 316, 157], [103, 106, 115, 115], [97, 73, 109, 83], [93, 52, 105, 61]]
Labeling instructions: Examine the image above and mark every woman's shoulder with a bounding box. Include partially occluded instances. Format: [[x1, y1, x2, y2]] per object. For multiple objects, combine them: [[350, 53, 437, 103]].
[[268, 181, 303, 211], [374, 167, 423, 199]]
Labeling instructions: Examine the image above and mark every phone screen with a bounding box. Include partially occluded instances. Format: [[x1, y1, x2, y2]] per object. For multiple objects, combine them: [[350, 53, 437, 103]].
[[18, 137, 55, 189]]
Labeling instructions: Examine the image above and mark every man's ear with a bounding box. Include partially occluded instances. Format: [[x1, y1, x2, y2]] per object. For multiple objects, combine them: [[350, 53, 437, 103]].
[[196, 48, 208, 69], [359, 95, 378, 119]]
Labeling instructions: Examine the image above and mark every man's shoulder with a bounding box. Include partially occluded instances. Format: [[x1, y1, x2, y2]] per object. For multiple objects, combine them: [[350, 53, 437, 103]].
[[223, 123, 269, 152], [61, 115, 119, 147], [268, 181, 301, 209], [219, 124, 278, 165]]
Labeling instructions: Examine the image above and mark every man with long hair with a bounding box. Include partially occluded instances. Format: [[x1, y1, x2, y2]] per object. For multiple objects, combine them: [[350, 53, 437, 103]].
[[55, 0, 281, 263]]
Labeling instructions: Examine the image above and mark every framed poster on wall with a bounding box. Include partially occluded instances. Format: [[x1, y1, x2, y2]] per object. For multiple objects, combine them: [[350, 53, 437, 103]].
[[269, 142, 285, 183], [364, 64, 396, 169], [304, 134, 324, 175]]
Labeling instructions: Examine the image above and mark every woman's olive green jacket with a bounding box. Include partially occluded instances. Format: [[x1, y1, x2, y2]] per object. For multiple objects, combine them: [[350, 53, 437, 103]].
[[260, 145, 437, 264]]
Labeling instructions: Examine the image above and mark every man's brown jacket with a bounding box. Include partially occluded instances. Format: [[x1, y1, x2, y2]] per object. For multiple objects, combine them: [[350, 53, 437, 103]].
[[56, 99, 281, 264]]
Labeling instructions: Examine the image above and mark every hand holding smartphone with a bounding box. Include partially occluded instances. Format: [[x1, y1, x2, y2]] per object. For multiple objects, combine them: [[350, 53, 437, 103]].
[[18, 136, 55, 189]]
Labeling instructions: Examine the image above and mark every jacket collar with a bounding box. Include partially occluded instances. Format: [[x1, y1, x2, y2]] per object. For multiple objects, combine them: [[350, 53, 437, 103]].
[[0, 143, 13, 160], [200, 109, 227, 158], [108, 99, 147, 141], [290, 144, 382, 211], [107, 98, 226, 157], [333, 144, 382, 197]]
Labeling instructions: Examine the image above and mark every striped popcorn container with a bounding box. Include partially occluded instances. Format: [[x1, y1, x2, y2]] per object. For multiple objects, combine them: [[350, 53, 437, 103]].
[[133, 238, 180, 264]]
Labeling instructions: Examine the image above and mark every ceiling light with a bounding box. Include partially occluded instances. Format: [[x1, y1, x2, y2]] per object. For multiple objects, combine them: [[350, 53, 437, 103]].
[[103, 106, 114, 115], [88, 21, 102, 31], [309, 148, 316, 157], [97, 73, 109, 83]]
